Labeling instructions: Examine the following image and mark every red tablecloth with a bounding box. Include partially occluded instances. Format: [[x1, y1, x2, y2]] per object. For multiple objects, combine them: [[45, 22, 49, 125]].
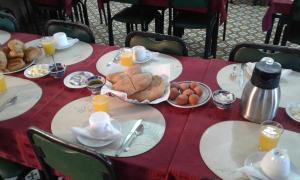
[[1, 33, 300, 180], [97, 0, 227, 24], [262, 0, 292, 31]]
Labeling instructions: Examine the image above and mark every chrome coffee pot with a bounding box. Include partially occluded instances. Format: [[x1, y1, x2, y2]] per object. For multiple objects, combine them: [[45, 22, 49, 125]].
[[241, 57, 281, 123]]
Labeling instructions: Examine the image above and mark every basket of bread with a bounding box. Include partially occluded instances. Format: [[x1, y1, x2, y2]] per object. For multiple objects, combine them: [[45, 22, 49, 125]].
[[0, 39, 41, 74], [101, 65, 170, 104]]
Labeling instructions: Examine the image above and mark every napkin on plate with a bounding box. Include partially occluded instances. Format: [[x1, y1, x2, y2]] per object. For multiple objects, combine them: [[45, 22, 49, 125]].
[[245, 62, 293, 80], [71, 120, 121, 141]]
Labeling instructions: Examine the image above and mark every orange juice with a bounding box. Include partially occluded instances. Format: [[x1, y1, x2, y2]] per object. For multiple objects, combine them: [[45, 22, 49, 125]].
[[0, 73, 7, 94], [42, 41, 55, 56], [92, 95, 109, 112], [119, 53, 134, 67], [259, 125, 282, 151]]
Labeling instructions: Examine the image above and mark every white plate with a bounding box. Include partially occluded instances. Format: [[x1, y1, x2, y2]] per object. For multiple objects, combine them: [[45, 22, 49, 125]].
[[244, 152, 300, 180], [76, 121, 121, 148], [3, 60, 35, 75], [56, 38, 79, 50], [167, 81, 212, 108], [24, 64, 50, 78], [63, 71, 94, 89], [286, 103, 300, 123]]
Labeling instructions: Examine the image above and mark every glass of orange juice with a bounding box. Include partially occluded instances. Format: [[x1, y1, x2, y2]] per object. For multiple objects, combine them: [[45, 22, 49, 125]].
[[119, 48, 134, 67], [41, 37, 56, 56], [259, 120, 283, 151], [92, 95, 109, 112], [0, 72, 7, 94]]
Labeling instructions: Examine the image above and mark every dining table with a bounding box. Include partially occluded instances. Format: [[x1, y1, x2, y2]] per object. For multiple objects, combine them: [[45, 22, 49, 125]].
[[0, 32, 300, 180]]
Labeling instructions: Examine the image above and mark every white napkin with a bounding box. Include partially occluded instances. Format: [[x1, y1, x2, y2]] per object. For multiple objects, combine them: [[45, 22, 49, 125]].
[[245, 62, 293, 81], [71, 120, 121, 141]]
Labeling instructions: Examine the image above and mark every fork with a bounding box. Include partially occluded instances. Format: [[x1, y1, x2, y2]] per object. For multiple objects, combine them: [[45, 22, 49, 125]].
[[0, 96, 18, 112]]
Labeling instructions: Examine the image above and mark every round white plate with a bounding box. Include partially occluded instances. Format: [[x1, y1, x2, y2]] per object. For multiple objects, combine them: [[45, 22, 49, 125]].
[[76, 121, 121, 148], [244, 152, 300, 180], [167, 81, 212, 108], [3, 60, 35, 75], [286, 103, 300, 123], [63, 71, 94, 89], [24, 64, 50, 78], [56, 38, 79, 50]]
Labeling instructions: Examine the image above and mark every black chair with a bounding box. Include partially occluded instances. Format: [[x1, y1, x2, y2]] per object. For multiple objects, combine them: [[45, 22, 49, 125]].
[[125, 31, 188, 56], [229, 43, 300, 72], [106, 0, 163, 45], [27, 127, 116, 180], [45, 20, 95, 43], [0, 158, 31, 180], [0, 11, 18, 32], [169, 0, 219, 58], [281, 0, 300, 46], [29, 0, 90, 33]]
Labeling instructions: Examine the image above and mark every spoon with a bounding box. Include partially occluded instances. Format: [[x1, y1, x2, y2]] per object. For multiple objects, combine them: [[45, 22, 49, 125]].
[[124, 124, 144, 152], [0, 96, 18, 112]]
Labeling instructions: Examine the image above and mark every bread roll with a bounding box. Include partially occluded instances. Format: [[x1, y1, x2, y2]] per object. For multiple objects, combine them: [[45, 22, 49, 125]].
[[8, 50, 24, 59], [130, 73, 152, 92], [112, 75, 136, 96], [0, 51, 7, 70], [24, 47, 41, 63], [129, 75, 165, 102], [107, 72, 127, 84], [1, 47, 10, 56], [125, 64, 142, 76], [7, 58, 25, 71], [8, 39, 25, 52]]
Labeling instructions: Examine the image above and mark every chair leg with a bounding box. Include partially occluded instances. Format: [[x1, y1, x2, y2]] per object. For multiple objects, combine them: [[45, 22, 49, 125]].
[[168, 8, 172, 35], [281, 25, 288, 46], [212, 19, 219, 58], [126, 23, 131, 34], [82, 1, 90, 26], [273, 16, 286, 45], [155, 12, 163, 34], [106, 2, 114, 45], [204, 26, 213, 59], [102, 6, 108, 26], [223, 0, 229, 41], [264, 14, 276, 44]]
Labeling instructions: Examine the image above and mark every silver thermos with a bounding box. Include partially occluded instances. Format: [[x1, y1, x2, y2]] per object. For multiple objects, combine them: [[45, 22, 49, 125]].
[[241, 58, 281, 123]]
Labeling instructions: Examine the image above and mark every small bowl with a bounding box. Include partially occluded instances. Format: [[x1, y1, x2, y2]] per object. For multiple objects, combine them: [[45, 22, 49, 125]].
[[212, 90, 236, 109], [49, 63, 66, 79], [86, 75, 106, 94]]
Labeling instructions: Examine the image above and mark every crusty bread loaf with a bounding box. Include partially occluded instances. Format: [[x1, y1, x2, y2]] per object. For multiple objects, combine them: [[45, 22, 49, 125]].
[[112, 75, 137, 96], [129, 75, 165, 102], [8, 39, 25, 52], [7, 58, 25, 71], [8, 50, 24, 59], [0, 51, 7, 70], [24, 47, 41, 63], [107, 72, 128, 84], [130, 73, 152, 92]]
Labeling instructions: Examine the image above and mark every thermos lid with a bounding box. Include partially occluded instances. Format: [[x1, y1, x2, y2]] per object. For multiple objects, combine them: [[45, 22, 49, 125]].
[[251, 57, 282, 89]]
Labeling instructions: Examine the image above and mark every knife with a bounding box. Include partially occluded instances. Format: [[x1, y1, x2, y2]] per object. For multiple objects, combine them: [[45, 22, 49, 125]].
[[115, 119, 143, 157]]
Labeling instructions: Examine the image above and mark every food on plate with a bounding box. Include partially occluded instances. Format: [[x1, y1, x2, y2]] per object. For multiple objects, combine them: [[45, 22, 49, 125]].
[[169, 87, 180, 100], [107, 65, 167, 102], [0, 51, 7, 70], [24, 47, 41, 63], [176, 94, 188, 105], [169, 81, 204, 106], [128, 75, 165, 102], [0, 39, 41, 73], [189, 94, 199, 105], [7, 58, 26, 71]]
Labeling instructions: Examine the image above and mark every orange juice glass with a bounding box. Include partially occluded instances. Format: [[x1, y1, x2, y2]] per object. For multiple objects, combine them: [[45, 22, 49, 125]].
[[0, 73, 7, 94], [259, 121, 283, 151], [119, 48, 134, 67], [41, 38, 56, 56], [92, 95, 109, 112]]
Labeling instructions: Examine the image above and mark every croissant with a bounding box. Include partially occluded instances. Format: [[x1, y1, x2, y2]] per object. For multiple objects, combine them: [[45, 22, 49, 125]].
[[7, 39, 25, 52], [24, 47, 41, 63], [0, 51, 7, 70], [7, 58, 26, 71]]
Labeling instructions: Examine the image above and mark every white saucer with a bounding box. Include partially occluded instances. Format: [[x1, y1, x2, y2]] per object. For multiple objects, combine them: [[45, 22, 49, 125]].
[[134, 51, 157, 64], [244, 152, 300, 180], [63, 71, 94, 89], [286, 103, 300, 123], [76, 121, 121, 148], [56, 38, 79, 50], [24, 64, 50, 78]]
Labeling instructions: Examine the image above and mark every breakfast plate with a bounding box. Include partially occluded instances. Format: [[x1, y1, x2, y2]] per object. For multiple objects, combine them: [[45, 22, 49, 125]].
[[286, 103, 300, 123], [63, 71, 94, 89], [167, 81, 212, 108], [244, 152, 300, 180], [24, 64, 50, 78], [76, 121, 121, 148]]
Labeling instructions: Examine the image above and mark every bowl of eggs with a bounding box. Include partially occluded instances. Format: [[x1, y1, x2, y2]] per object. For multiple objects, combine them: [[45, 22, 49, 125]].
[[167, 81, 212, 108]]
